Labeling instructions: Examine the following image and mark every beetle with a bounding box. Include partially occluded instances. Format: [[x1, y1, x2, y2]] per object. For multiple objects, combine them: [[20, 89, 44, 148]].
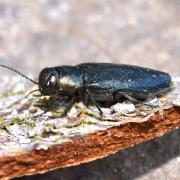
[[0, 63, 173, 115]]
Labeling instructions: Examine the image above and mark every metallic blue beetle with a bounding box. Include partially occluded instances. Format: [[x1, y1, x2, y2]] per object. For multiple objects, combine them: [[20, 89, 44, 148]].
[[1, 63, 173, 115]]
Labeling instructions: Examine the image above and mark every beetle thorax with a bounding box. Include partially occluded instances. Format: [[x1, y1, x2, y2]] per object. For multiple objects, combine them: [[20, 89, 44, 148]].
[[58, 66, 83, 93], [59, 76, 77, 88]]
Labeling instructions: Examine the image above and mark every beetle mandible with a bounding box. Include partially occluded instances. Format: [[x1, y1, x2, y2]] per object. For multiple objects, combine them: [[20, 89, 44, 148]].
[[0, 63, 173, 115]]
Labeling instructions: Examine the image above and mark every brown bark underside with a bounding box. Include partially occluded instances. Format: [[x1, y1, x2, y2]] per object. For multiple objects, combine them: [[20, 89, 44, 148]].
[[0, 107, 180, 180]]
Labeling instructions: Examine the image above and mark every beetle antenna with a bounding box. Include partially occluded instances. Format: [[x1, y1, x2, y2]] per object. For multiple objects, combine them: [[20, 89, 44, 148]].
[[25, 89, 40, 98], [0, 64, 38, 85]]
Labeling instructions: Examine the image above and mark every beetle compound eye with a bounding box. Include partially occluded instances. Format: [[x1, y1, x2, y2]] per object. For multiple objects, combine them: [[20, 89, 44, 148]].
[[47, 75, 56, 87]]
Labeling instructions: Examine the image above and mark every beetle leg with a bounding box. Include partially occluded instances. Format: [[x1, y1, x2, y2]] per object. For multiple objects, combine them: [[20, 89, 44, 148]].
[[119, 92, 142, 103], [33, 97, 65, 117], [34, 96, 76, 117], [119, 92, 158, 107], [86, 89, 103, 115], [46, 97, 66, 113], [61, 96, 77, 116]]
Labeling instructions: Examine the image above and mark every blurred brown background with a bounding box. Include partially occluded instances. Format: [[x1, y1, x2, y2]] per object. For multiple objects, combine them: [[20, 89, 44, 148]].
[[0, 0, 179, 179]]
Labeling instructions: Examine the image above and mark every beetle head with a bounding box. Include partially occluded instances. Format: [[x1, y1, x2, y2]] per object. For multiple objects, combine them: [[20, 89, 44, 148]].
[[38, 68, 60, 96]]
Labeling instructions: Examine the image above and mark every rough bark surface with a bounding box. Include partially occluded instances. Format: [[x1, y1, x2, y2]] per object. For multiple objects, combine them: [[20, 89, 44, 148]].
[[0, 107, 179, 180]]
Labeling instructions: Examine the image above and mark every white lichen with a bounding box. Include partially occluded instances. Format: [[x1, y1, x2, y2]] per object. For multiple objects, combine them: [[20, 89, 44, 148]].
[[173, 95, 180, 107], [111, 100, 135, 114]]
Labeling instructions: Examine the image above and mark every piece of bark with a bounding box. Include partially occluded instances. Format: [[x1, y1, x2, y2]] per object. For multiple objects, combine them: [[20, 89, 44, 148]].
[[0, 77, 180, 180]]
